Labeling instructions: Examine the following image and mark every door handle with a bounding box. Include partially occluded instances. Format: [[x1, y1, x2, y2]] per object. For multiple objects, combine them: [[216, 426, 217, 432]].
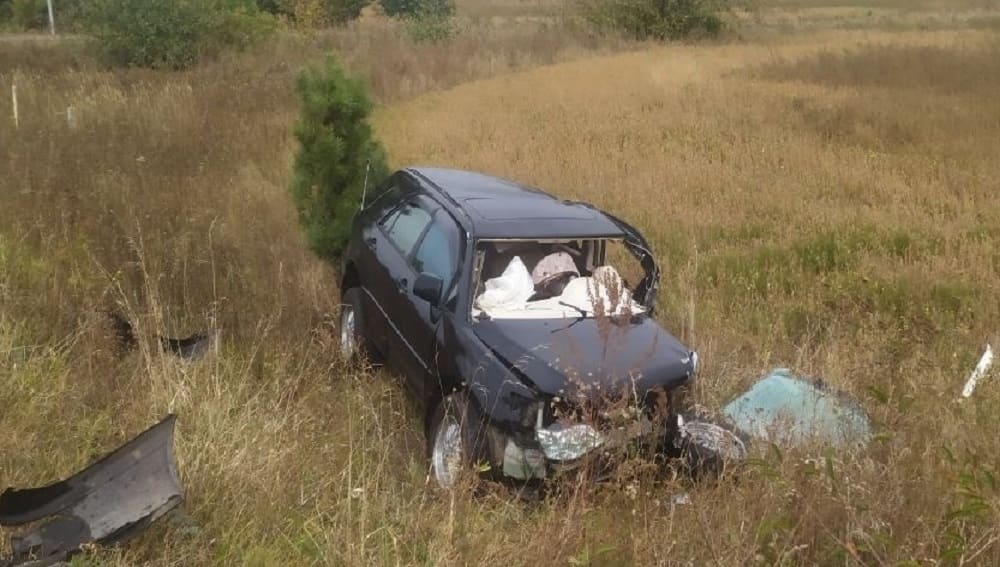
[[396, 277, 408, 292]]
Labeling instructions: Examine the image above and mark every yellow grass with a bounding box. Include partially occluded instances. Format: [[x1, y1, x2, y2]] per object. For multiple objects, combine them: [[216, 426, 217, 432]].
[[2, 4, 1000, 565]]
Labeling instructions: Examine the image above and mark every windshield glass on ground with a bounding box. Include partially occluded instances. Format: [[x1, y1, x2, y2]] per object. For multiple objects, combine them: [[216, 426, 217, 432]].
[[471, 238, 647, 320]]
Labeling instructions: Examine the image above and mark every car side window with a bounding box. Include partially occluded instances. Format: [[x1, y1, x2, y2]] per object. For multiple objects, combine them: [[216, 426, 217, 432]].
[[380, 202, 432, 257], [412, 209, 462, 293]]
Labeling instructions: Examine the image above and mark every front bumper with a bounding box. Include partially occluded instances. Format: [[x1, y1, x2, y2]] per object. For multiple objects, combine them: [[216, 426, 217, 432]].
[[499, 414, 747, 482], [493, 379, 702, 482], [500, 415, 667, 481]]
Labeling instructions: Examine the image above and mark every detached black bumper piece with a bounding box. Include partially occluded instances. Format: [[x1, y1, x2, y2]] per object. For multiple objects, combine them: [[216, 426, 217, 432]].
[[0, 415, 184, 566]]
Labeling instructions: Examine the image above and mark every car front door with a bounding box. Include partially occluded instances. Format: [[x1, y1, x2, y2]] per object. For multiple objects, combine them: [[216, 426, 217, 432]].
[[402, 207, 464, 400]]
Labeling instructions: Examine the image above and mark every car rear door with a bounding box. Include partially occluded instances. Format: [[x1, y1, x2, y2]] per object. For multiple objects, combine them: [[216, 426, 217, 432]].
[[352, 175, 412, 357]]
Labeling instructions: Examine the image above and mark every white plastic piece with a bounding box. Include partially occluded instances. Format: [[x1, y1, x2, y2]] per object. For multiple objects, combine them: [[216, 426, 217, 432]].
[[961, 344, 994, 398], [11, 84, 18, 129]]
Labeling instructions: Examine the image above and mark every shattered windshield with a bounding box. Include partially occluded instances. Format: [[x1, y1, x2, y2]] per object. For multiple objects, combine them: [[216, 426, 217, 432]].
[[471, 238, 649, 320]]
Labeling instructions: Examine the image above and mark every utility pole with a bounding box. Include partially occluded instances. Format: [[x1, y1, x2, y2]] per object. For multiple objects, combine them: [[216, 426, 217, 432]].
[[46, 0, 55, 35]]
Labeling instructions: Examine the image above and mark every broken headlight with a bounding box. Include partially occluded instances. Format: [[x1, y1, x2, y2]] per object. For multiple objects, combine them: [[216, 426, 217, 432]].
[[535, 421, 604, 461]]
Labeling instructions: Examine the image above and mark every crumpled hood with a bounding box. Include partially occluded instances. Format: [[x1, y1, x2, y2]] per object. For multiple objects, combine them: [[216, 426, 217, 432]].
[[473, 316, 694, 399]]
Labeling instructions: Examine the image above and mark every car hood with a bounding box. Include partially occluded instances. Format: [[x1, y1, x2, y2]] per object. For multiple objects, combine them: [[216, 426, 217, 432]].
[[473, 316, 694, 399]]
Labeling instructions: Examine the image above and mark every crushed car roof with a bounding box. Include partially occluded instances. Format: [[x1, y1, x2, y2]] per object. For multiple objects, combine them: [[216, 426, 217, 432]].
[[407, 167, 628, 240]]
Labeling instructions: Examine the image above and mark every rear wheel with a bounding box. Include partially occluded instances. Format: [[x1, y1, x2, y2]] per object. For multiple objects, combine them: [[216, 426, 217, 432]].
[[340, 288, 377, 362]]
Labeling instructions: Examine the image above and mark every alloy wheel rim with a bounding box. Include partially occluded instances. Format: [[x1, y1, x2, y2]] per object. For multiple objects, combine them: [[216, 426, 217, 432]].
[[432, 415, 462, 488], [340, 306, 355, 357]]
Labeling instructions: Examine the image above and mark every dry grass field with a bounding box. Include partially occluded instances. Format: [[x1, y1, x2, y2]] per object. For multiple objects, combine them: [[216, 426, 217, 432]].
[[3, 1, 1000, 565]]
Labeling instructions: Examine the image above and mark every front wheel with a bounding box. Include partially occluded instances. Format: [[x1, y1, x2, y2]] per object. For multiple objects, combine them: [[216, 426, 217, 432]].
[[427, 391, 490, 489]]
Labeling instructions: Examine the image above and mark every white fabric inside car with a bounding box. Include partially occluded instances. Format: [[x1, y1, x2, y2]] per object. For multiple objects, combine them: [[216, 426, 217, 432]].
[[556, 265, 635, 314], [531, 251, 579, 286], [475, 261, 642, 319], [474, 255, 536, 311]]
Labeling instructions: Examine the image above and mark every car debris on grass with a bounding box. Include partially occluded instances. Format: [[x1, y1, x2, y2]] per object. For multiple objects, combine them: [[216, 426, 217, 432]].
[[960, 343, 994, 399], [0, 415, 184, 566], [104, 310, 217, 362], [722, 368, 872, 449]]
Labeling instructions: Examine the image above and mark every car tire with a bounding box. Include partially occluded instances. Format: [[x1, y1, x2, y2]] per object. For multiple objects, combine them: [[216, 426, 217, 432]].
[[339, 287, 377, 363], [426, 391, 490, 489]]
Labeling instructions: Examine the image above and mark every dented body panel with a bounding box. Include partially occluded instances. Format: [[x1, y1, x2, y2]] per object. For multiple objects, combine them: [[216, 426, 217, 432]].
[[0, 416, 183, 566], [473, 316, 693, 398]]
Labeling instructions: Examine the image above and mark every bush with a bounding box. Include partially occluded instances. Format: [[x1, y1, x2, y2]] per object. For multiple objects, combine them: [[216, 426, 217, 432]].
[[581, 0, 727, 41], [403, 10, 454, 43], [256, 0, 284, 13], [324, 0, 369, 24], [0, 0, 88, 32], [9, 0, 45, 30], [379, 0, 452, 19], [290, 57, 389, 260], [378, 0, 419, 17], [271, 0, 368, 27], [82, 0, 275, 69], [381, 0, 454, 43]]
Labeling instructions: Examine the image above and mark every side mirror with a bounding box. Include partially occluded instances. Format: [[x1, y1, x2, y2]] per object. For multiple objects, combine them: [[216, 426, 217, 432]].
[[413, 272, 444, 307]]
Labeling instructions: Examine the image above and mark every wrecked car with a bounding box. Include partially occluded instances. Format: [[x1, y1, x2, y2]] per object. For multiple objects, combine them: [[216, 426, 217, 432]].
[[339, 167, 745, 488]]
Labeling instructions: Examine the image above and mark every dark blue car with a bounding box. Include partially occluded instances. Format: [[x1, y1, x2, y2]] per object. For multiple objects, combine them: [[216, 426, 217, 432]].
[[339, 167, 745, 488]]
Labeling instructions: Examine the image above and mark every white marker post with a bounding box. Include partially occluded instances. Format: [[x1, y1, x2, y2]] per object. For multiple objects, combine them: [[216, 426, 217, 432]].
[[961, 343, 994, 398], [11, 84, 18, 129], [47, 0, 56, 35]]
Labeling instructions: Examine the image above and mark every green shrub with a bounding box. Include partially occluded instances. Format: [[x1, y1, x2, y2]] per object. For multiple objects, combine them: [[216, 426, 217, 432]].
[[388, 0, 454, 43], [403, 9, 454, 42], [0, 0, 87, 32], [274, 0, 368, 27], [379, 0, 420, 17], [256, 0, 285, 13], [51, 0, 89, 31], [324, 0, 369, 24], [82, 0, 275, 69], [290, 57, 389, 259], [380, 0, 452, 19], [10, 0, 44, 30], [580, 0, 727, 41], [211, 0, 278, 49]]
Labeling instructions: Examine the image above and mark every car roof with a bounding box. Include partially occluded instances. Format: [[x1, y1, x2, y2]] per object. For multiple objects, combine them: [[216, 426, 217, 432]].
[[405, 167, 627, 240]]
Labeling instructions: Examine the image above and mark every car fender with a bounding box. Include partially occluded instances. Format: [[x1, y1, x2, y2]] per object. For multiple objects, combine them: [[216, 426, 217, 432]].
[[437, 316, 538, 435]]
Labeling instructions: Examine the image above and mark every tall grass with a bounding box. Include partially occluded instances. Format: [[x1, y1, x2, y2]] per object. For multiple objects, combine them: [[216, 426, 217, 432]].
[[2, 7, 1000, 567]]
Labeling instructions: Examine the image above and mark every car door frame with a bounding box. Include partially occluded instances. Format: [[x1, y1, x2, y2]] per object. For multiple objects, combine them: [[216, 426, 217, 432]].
[[371, 191, 444, 396], [379, 195, 467, 401], [348, 172, 414, 359]]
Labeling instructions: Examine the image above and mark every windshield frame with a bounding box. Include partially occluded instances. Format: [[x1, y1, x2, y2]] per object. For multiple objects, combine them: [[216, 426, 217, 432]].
[[470, 237, 650, 322]]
